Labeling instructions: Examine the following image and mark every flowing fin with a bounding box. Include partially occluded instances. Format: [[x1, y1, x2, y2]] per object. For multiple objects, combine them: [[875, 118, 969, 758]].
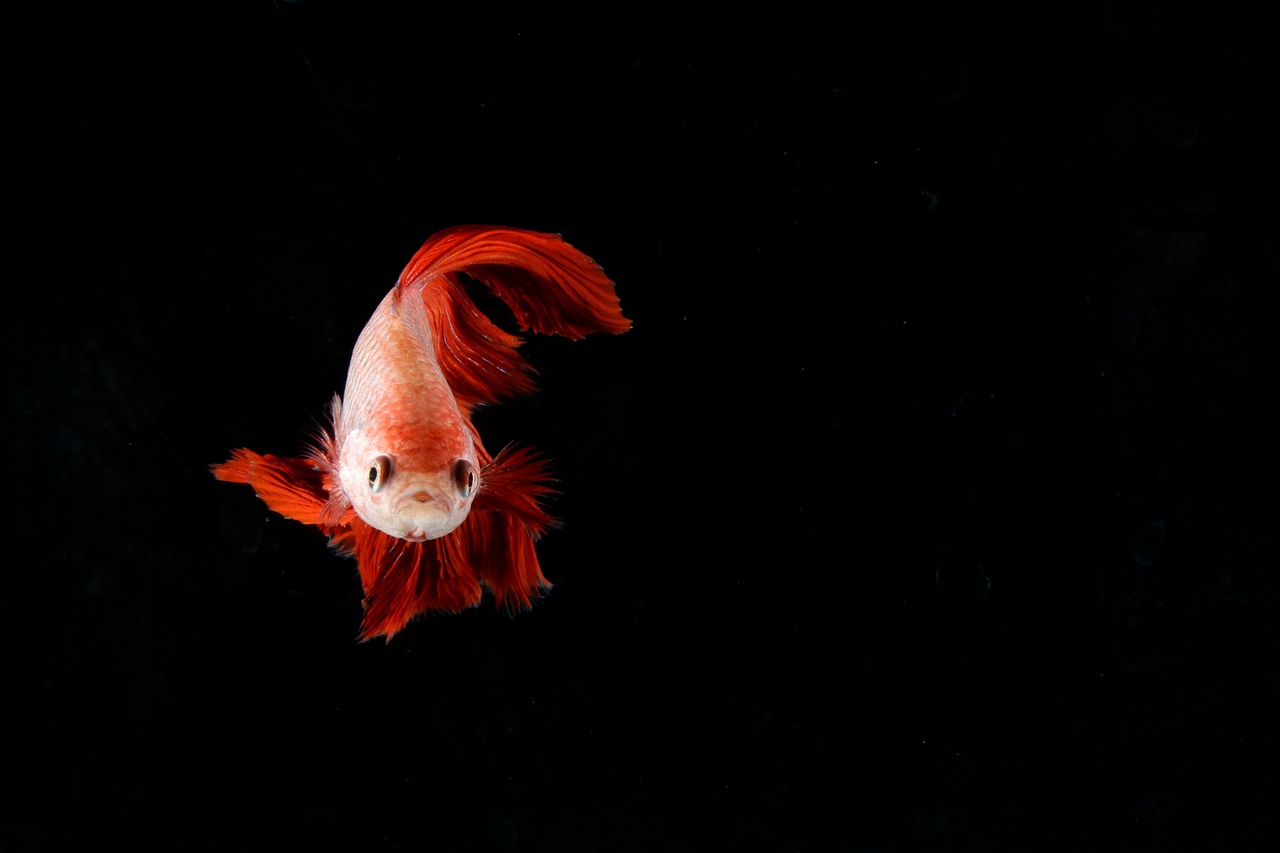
[[349, 523, 483, 641], [313, 396, 352, 529], [472, 444, 560, 536], [397, 225, 631, 412], [336, 446, 558, 640], [210, 449, 328, 525], [466, 445, 560, 613], [211, 442, 563, 641], [451, 508, 552, 615]]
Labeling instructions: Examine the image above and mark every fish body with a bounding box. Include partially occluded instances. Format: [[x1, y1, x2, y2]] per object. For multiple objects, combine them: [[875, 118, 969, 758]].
[[212, 225, 629, 640], [334, 286, 480, 544]]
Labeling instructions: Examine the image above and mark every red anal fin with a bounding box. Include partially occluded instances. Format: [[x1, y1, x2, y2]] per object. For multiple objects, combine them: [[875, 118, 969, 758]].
[[449, 507, 551, 615], [210, 448, 328, 526]]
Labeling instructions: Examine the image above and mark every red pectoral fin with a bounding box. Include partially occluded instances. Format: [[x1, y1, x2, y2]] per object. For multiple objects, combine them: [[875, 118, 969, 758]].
[[210, 448, 328, 525], [462, 445, 561, 613], [472, 445, 559, 537]]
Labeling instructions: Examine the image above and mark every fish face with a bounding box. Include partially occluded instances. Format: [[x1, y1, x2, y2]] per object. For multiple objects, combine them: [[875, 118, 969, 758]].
[[338, 431, 480, 541]]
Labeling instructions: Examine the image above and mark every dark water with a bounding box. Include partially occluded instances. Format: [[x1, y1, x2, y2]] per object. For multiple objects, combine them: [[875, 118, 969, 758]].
[[7, 6, 1278, 851]]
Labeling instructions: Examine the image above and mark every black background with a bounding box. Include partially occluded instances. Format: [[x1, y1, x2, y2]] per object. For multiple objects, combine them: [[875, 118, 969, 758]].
[[7, 5, 1278, 851]]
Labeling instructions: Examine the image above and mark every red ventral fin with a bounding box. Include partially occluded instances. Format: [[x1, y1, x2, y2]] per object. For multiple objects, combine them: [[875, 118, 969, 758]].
[[350, 524, 483, 642], [398, 225, 631, 411], [210, 449, 328, 526]]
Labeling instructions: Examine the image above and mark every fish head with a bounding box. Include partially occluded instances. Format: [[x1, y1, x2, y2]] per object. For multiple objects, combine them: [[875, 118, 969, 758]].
[[337, 427, 480, 542]]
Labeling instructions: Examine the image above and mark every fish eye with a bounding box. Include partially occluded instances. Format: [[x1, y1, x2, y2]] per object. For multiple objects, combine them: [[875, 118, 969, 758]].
[[368, 455, 392, 492], [453, 459, 478, 499]]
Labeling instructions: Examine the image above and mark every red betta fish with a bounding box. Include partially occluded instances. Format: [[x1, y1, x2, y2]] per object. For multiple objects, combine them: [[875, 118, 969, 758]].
[[211, 225, 629, 640]]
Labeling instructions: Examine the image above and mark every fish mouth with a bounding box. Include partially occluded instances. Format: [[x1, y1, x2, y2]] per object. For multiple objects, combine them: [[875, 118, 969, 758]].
[[392, 485, 466, 541], [396, 484, 447, 508]]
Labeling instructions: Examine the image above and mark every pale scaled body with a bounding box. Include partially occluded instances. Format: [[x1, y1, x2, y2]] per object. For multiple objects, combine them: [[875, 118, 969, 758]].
[[334, 287, 480, 543]]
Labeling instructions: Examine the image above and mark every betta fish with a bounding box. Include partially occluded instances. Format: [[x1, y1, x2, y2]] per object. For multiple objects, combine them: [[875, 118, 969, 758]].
[[211, 225, 629, 640]]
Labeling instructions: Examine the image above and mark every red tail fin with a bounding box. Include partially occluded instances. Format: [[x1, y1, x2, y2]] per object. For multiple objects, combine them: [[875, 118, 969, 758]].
[[398, 225, 631, 411]]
